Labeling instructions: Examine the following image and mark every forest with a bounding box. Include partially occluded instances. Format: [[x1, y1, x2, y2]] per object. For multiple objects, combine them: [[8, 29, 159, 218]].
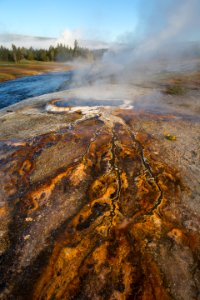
[[0, 40, 104, 62]]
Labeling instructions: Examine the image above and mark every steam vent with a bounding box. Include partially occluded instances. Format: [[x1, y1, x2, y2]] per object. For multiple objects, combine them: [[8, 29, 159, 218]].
[[0, 92, 200, 300]]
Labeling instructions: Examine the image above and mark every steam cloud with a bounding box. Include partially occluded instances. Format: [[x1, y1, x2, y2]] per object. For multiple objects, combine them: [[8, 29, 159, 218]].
[[70, 0, 200, 89]]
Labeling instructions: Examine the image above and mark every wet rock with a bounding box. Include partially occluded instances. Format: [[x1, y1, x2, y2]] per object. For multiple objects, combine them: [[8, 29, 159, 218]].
[[0, 92, 199, 300]]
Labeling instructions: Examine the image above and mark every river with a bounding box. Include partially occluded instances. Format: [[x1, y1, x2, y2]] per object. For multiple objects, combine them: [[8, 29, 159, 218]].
[[0, 71, 73, 109]]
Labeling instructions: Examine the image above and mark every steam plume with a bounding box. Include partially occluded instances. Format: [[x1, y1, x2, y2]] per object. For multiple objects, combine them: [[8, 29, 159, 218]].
[[70, 0, 200, 89]]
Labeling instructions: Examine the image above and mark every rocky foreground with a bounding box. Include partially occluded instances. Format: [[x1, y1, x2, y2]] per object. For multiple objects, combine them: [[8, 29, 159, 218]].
[[0, 86, 200, 300]]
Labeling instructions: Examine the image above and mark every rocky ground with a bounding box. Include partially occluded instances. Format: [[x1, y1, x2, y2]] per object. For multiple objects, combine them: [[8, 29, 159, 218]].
[[0, 84, 200, 299]]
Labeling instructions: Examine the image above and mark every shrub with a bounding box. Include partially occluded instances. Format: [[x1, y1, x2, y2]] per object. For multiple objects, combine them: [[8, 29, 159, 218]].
[[163, 84, 185, 95]]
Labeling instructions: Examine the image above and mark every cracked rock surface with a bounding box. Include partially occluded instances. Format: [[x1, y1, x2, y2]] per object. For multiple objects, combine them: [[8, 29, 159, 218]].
[[0, 88, 200, 300]]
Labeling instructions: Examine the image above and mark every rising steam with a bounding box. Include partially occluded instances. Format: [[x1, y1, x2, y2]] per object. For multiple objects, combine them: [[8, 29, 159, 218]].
[[69, 0, 200, 89]]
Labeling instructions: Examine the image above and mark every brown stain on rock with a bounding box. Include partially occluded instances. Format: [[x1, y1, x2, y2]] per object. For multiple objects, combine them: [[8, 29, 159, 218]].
[[0, 108, 199, 300]]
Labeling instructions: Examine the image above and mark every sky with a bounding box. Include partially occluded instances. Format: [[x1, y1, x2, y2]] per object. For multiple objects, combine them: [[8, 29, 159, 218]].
[[0, 0, 199, 48], [0, 0, 139, 40]]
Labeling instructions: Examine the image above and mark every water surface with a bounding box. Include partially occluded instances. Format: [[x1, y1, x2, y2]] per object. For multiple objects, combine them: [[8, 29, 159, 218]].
[[0, 71, 73, 109]]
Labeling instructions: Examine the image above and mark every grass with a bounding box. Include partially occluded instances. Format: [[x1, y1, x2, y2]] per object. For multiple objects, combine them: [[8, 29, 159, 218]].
[[0, 60, 72, 82], [159, 71, 200, 95], [163, 84, 186, 95]]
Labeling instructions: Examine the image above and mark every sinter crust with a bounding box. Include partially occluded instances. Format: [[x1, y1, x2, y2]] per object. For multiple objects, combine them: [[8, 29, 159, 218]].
[[0, 93, 200, 300]]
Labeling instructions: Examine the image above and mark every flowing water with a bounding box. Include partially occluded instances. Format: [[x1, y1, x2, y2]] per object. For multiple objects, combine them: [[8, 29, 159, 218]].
[[0, 71, 73, 109]]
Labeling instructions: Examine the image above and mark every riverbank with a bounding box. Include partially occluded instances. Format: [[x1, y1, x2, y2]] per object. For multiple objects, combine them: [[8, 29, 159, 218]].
[[0, 60, 73, 82]]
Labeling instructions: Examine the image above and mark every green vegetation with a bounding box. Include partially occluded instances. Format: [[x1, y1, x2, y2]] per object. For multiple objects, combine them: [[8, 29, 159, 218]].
[[0, 40, 107, 81], [0, 40, 100, 63], [164, 133, 177, 141], [163, 84, 186, 95]]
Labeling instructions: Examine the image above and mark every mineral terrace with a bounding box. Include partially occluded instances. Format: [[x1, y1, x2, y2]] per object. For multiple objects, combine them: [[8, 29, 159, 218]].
[[0, 85, 199, 300]]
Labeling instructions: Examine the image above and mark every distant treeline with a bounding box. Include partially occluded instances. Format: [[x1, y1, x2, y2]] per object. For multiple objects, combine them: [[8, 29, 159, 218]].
[[0, 40, 106, 62]]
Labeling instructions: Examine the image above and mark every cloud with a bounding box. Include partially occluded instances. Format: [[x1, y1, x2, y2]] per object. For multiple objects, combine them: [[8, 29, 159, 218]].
[[0, 28, 110, 50], [56, 28, 82, 48], [0, 33, 56, 49], [56, 28, 110, 49]]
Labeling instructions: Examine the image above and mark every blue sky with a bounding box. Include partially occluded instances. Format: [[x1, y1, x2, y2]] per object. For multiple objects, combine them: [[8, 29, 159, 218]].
[[0, 0, 140, 40], [0, 0, 199, 48]]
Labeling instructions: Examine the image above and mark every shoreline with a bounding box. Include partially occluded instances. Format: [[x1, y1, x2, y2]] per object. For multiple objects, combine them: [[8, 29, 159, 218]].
[[0, 61, 73, 83]]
